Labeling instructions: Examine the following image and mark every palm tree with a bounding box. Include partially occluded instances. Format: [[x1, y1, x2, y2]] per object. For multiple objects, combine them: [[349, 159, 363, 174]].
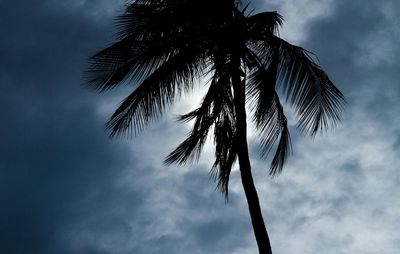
[[86, 0, 345, 253]]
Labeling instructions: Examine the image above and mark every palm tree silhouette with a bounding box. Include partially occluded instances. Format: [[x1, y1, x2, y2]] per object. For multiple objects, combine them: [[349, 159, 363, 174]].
[[86, 0, 345, 253]]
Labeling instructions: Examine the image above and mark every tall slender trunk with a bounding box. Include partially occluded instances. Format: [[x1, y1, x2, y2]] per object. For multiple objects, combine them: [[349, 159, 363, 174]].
[[231, 61, 273, 254]]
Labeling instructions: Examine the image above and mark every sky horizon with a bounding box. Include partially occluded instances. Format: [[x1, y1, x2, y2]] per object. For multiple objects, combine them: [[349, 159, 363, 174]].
[[1, 0, 399, 253]]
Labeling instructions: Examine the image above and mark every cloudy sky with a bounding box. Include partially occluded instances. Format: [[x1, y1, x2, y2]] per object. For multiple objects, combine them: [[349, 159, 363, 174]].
[[1, 0, 399, 253]]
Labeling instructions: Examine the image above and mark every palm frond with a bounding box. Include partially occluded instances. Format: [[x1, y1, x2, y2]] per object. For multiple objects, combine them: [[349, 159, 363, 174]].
[[115, 1, 158, 39], [87, 0, 216, 92], [116, 0, 233, 40], [106, 47, 208, 137], [210, 69, 237, 196], [275, 39, 345, 135], [210, 91, 237, 197], [248, 58, 291, 176], [166, 68, 237, 196], [164, 70, 230, 165], [86, 38, 172, 92], [115, 0, 187, 41], [246, 11, 283, 37], [249, 37, 345, 136]]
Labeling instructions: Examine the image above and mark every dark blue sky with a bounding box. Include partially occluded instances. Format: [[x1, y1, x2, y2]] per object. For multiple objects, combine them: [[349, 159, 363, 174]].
[[1, 1, 399, 253]]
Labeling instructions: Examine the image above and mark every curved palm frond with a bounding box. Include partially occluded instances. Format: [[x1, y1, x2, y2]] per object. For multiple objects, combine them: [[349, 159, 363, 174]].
[[247, 52, 291, 175], [86, 38, 173, 92], [116, 0, 233, 40], [249, 36, 345, 136], [164, 69, 231, 165], [87, 0, 216, 92], [246, 11, 283, 36], [275, 39, 345, 135], [210, 66, 237, 196], [260, 94, 291, 176], [165, 67, 237, 196], [106, 47, 208, 137], [211, 105, 237, 197]]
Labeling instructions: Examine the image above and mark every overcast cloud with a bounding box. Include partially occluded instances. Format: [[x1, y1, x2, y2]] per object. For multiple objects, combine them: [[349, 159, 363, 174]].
[[1, 0, 399, 253]]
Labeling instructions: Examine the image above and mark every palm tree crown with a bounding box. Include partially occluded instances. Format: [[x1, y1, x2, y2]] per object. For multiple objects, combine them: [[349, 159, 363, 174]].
[[87, 0, 344, 194]]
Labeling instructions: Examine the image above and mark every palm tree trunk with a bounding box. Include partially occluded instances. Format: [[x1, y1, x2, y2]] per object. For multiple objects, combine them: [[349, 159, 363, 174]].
[[232, 66, 273, 254]]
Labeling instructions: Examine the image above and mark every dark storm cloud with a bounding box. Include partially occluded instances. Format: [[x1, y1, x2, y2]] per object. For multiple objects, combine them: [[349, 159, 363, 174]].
[[304, 0, 400, 109], [0, 0, 135, 253]]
